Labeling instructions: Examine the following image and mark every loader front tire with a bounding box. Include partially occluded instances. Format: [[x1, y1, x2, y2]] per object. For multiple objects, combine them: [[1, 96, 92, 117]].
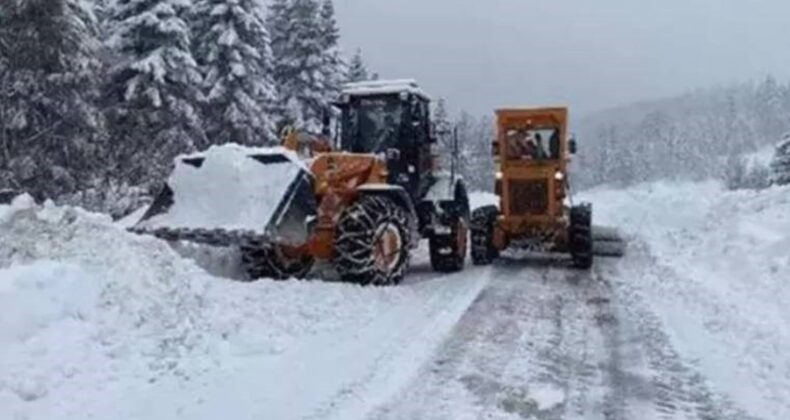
[[334, 195, 411, 286], [470, 205, 499, 266], [569, 204, 594, 269], [240, 240, 314, 281]]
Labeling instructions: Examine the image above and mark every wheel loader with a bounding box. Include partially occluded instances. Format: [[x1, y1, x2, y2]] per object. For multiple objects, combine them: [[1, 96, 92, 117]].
[[131, 79, 470, 285], [470, 107, 596, 268]]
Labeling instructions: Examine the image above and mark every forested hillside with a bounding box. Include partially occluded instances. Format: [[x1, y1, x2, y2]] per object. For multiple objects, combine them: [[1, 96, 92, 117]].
[[0, 0, 373, 216], [572, 77, 790, 190], [3, 1, 789, 214]]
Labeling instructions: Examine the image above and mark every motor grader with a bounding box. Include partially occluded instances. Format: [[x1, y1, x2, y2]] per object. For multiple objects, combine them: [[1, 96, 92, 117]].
[[470, 107, 594, 268], [132, 80, 470, 285]]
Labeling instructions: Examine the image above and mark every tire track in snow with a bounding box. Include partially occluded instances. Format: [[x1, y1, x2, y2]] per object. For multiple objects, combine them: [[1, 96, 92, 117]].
[[307, 264, 491, 420], [370, 250, 762, 420], [597, 241, 764, 420], [370, 257, 623, 420]]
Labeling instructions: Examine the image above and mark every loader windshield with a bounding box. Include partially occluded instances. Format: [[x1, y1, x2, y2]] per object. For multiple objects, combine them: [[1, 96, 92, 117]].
[[341, 96, 403, 153]]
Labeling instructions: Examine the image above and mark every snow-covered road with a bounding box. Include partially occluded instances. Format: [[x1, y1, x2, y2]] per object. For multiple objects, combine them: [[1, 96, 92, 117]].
[[373, 253, 758, 420], [2, 181, 789, 420]]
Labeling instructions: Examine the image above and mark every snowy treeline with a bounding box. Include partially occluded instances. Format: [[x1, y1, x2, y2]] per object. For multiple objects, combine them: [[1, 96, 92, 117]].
[[0, 0, 375, 215], [573, 77, 790, 190], [431, 99, 495, 192]]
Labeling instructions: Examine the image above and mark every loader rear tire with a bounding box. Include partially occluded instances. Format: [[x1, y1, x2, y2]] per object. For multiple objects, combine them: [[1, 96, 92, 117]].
[[430, 215, 468, 273], [240, 240, 314, 281], [470, 205, 499, 266], [569, 204, 593, 269], [334, 195, 411, 286]]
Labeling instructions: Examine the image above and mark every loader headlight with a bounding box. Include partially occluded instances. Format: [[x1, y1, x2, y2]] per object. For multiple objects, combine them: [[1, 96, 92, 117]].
[[496, 171, 503, 180], [554, 171, 564, 181]]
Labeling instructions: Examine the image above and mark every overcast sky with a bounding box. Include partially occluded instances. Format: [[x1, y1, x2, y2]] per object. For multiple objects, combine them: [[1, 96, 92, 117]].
[[334, 0, 790, 118]]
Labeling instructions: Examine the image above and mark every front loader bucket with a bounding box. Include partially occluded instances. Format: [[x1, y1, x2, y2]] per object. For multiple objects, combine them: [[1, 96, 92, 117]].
[[592, 225, 626, 257], [132, 144, 316, 247]]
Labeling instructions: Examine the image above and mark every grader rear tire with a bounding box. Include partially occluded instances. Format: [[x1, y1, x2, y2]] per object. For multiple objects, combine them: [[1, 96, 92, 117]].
[[334, 195, 411, 286], [569, 204, 594, 269]]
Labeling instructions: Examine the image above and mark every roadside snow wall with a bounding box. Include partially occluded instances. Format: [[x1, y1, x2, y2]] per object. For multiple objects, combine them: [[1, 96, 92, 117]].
[[0, 194, 484, 420]]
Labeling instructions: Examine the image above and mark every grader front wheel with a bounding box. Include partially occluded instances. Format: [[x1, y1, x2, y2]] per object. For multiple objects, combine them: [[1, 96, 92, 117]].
[[334, 195, 412, 286], [429, 215, 468, 273], [470, 205, 500, 266]]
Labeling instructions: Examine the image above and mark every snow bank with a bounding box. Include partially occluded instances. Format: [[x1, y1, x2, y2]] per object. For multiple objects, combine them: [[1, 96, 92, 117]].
[[0, 197, 485, 419], [139, 144, 306, 233], [582, 180, 790, 419]]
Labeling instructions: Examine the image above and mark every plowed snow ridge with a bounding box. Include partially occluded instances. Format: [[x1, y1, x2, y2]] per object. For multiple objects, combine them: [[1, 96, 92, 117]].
[[0, 196, 487, 420]]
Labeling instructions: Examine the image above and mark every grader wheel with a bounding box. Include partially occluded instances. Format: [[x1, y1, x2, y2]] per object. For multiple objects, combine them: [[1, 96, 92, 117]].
[[569, 204, 594, 269], [470, 205, 500, 266], [429, 215, 468, 273]]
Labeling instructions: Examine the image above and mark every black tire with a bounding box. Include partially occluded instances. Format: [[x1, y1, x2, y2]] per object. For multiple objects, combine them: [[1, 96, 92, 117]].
[[430, 215, 468, 273], [569, 204, 594, 269], [334, 195, 411, 286], [240, 239, 314, 281], [470, 205, 499, 265]]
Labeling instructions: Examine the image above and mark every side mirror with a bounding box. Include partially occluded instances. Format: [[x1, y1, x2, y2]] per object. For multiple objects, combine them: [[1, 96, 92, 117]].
[[568, 137, 578, 155], [492, 140, 500, 156]]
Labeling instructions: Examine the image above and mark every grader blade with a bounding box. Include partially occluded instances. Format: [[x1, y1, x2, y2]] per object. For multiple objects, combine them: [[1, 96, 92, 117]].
[[592, 225, 626, 257]]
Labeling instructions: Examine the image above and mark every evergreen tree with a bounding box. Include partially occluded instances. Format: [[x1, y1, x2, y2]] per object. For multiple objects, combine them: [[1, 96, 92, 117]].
[[432, 98, 453, 168], [347, 48, 378, 82], [193, 0, 278, 145], [318, 0, 344, 95], [269, 0, 340, 131], [105, 0, 206, 186], [754, 76, 788, 143], [0, 0, 104, 200]]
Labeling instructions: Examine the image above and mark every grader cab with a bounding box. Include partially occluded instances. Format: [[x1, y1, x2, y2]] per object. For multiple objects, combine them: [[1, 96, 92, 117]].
[[470, 107, 594, 268]]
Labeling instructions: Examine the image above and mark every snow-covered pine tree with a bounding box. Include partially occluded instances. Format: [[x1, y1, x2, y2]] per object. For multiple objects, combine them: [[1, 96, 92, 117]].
[[269, 0, 341, 132], [0, 0, 104, 201], [432, 98, 453, 167], [105, 0, 206, 186], [347, 49, 371, 82], [192, 0, 278, 145], [317, 0, 344, 97], [770, 134, 790, 186], [754, 76, 788, 143]]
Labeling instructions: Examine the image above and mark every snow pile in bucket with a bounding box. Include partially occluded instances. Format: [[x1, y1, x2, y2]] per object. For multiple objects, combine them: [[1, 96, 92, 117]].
[[0, 195, 438, 419], [138, 144, 306, 232]]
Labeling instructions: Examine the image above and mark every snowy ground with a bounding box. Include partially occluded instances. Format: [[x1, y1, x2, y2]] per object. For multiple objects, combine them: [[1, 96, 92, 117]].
[[1, 181, 789, 419], [580, 181, 790, 420]]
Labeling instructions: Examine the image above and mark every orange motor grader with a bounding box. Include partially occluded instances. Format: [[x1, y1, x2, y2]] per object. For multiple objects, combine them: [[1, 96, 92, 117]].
[[133, 80, 470, 285], [470, 107, 594, 268]]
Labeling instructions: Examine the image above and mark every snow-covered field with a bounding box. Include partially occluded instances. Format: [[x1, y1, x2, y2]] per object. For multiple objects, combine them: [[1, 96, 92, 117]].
[[1, 180, 789, 419]]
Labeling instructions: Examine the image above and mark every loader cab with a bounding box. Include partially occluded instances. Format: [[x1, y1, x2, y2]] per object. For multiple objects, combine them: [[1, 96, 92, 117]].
[[335, 80, 434, 199]]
